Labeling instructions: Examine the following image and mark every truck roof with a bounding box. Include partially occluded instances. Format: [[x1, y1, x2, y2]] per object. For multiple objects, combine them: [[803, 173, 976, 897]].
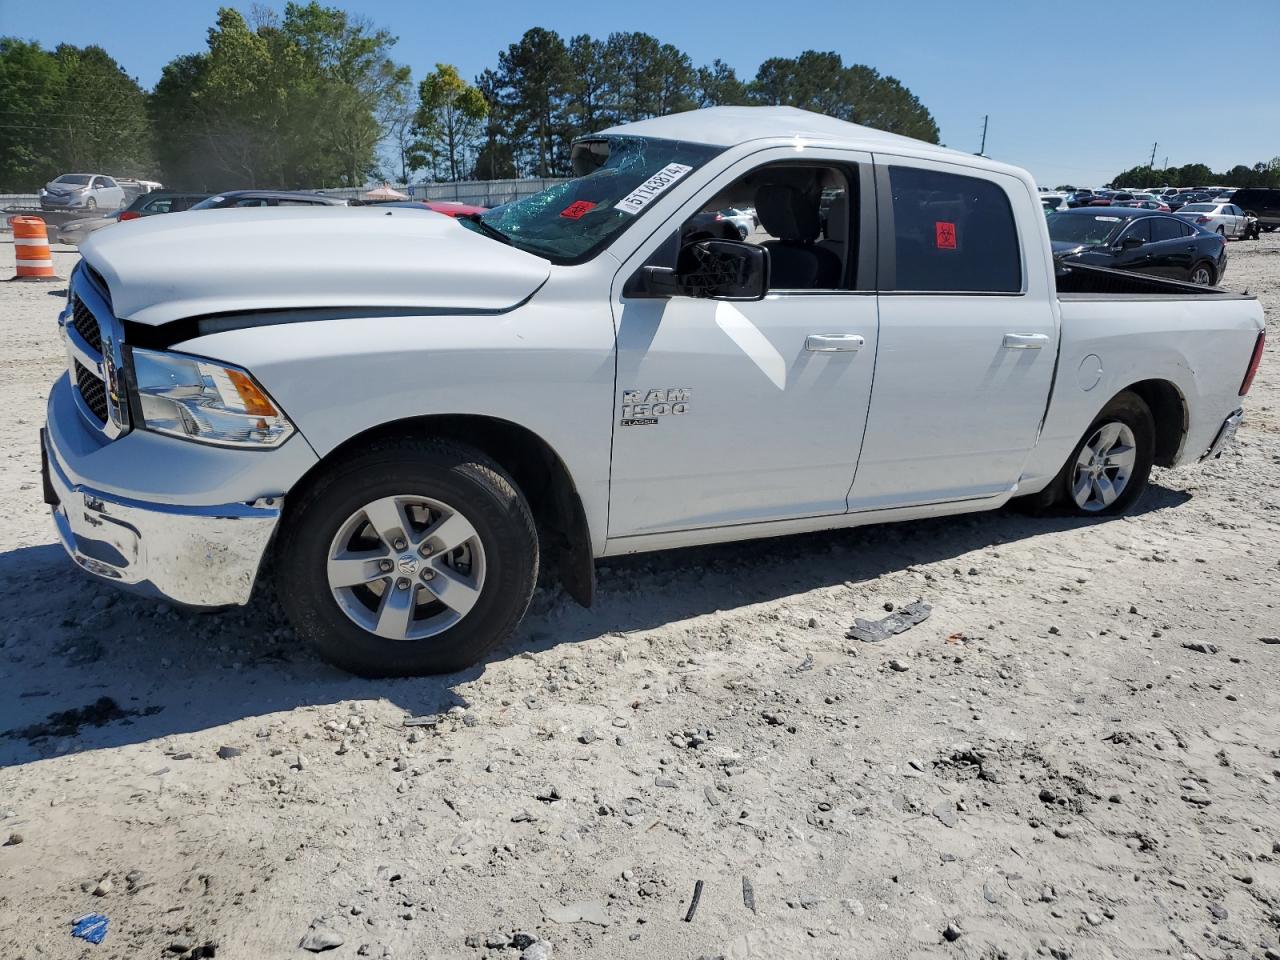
[[596, 106, 1027, 181]]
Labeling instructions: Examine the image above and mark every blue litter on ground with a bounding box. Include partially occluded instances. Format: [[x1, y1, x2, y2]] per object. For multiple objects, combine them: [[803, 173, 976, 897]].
[[71, 913, 109, 944]]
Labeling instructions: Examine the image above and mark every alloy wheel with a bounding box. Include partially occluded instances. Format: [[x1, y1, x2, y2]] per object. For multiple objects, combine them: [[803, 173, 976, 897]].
[[1071, 422, 1137, 512], [325, 494, 486, 641]]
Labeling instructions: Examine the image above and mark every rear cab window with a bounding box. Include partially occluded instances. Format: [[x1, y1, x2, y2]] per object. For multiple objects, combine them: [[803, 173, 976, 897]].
[[884, 166, 1022, 293]]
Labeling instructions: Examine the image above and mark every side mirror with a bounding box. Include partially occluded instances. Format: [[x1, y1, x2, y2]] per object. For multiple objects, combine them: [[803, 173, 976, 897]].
[[626, 237, 770, 301], [1119, 236, 1144, 250], [675, 239, 769, 301]]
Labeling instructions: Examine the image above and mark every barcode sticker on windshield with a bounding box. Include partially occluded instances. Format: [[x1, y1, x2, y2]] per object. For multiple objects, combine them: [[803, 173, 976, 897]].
[[615, 163, 694, 215]]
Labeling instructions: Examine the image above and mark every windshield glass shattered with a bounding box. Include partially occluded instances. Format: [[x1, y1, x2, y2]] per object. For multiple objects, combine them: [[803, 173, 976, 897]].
[[463, 136, 723, 264]]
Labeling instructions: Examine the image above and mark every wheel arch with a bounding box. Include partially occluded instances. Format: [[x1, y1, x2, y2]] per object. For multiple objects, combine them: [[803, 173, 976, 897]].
[[289, 414, 595, 607], [1115, 378, 1187, 467]]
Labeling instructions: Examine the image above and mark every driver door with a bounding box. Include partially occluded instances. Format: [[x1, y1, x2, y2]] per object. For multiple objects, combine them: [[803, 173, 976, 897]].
[[606, 149, 879, 539]]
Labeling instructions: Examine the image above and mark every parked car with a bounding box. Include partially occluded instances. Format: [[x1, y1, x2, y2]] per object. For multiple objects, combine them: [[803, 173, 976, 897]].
[[1174, 202, 1251, 239], [189, 190, 347, 209], [39, 174, 125, 212], [56, 192, 211, 245], [45, 106, 1264, 676], [1118, 199, 1172, 212], [1048, 208, 1228, 284], [714, 207, 756, 239], [1227, 187, 1280, 232], [1041, 194, 1070, 213]]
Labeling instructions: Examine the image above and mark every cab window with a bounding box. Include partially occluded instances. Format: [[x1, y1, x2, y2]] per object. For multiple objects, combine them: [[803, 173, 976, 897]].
[[680, 163, 857, 291], [887, 166, 1022, 293]]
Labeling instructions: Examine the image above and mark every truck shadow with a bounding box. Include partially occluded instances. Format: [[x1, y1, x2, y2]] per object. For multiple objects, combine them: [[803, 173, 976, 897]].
[[0, 484, 1190, 767]]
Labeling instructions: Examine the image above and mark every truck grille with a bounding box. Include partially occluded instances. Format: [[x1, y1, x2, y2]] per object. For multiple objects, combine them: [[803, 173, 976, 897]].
[[64, 266, 128, 438], [74, 360, 108, 423], [71, 297, 102, 352]]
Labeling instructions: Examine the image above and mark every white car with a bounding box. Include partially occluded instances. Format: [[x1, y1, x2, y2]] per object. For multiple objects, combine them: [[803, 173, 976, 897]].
[[44, 106, 1266, 677], [39, 174, 126, 213], [1176, 202, 1251, 238], [1040, 194, 1070, 212], [716, 206, 756, 239]]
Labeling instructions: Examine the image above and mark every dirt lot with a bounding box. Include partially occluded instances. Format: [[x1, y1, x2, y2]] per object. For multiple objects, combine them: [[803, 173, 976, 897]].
[[1, 235, 1278, 960]]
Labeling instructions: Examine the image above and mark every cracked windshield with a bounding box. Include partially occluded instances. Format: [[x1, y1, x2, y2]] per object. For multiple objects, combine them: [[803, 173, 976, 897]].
[[462, 136, 723, 262]]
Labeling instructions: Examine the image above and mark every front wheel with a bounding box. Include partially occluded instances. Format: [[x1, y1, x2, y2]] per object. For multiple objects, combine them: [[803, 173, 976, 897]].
[[1052, 392, 1155, 516], [85, 197, 97, 211], [276, 438, 539, 677]]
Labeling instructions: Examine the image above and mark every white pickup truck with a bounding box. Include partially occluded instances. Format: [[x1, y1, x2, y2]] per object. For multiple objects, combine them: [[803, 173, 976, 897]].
[[43, 107, 1266, 676]]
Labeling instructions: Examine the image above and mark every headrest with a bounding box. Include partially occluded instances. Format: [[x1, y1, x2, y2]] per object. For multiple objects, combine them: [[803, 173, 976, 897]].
[[824, 193, 849, 241], [755, 184, 821, 242]]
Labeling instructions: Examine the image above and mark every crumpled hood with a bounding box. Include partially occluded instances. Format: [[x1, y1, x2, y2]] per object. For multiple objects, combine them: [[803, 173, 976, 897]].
[[81, 206, 551, 326]]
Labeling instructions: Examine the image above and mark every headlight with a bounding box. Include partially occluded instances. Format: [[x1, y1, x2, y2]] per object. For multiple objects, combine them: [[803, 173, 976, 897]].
[[129, 348, 294, 448]]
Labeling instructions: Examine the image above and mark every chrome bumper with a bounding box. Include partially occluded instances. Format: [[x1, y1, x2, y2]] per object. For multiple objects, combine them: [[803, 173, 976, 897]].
[[1203, 408, 1243, 460], [43, 429, 282, 607]]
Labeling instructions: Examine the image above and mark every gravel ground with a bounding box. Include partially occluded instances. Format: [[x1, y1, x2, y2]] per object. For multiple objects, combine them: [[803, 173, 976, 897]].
[[0, 235, 1278, 960]]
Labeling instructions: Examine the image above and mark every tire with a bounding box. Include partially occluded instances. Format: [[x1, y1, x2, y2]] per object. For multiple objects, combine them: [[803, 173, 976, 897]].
[[737, 225, 749, 240], [85, 197, 97, 211], [1045, 392, 1155, 516], [276, 437, 539, 677], [1189, 262, 1215, 286]]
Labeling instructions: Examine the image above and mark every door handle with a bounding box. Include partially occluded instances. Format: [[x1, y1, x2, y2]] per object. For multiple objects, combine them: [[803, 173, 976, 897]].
[[805, 333, 865, 353], [1002, 333, 1049, 350]]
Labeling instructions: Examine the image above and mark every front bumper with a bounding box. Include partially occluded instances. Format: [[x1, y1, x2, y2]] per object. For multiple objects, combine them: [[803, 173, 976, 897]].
[[43, 427, 283, 607], [40, 195, 88, 209]]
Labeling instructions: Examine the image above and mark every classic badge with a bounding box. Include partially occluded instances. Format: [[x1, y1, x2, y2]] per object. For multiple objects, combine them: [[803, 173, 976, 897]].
[[620, 387, 690, 426]]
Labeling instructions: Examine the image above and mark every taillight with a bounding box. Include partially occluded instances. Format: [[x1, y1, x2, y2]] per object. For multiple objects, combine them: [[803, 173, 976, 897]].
[[118, 211, 141, 221], [1240, 330, 1265, 395], [714, 213, 725, 221]]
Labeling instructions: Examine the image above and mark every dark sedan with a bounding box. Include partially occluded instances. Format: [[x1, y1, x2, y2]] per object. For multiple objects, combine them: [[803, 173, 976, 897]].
[[189, 190, 347, 209], [1047, 208, 1228, 285]]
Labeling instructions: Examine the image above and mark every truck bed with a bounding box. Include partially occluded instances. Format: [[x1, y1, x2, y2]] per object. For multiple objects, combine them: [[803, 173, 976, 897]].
[[1054, 260, 1256, 299]]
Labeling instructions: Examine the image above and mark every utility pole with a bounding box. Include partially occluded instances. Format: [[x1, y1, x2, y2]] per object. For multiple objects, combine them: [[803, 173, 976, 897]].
[[977, 115, 989, 156], [1149, 142, 1158, 169]]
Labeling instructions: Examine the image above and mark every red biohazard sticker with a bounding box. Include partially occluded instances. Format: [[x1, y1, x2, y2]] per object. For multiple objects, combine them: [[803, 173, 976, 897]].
[[560, 200, 596, 220], [935, 221, 957, 250]]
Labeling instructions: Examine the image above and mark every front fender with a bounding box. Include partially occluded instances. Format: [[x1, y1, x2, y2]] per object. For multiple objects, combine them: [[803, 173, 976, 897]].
[[172, 300, 617, 556]]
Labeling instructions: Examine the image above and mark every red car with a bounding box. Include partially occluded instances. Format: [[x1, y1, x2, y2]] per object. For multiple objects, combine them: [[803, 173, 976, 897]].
[[422, 200, 488, 217]]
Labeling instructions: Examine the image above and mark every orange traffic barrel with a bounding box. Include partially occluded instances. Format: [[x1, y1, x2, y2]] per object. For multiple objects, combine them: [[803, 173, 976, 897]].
[[10, 216, 60, 281]]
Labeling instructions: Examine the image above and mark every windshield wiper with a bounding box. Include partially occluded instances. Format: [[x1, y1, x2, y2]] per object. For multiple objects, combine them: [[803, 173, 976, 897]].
[[461, 213, 512, 246]]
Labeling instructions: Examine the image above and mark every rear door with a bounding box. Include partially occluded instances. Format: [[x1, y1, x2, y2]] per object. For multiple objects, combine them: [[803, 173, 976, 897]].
[[848, 159, 1057, 511], [1148, 216, 1196, 277]]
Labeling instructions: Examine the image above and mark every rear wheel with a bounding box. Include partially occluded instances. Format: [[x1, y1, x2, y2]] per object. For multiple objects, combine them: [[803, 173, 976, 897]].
[[276, 438, 538, 677], [1048, 392, 1155, 516], [1190, 262, 1215, 285]]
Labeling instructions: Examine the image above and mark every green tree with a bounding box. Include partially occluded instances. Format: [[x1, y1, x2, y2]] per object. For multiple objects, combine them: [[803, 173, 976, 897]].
[[748, 51, 939, 143], [149, 4, 408, 189], [0, 38, 153, 190], [494, 28, 571, 176], [695, 59, 748, 107], [565, 35, 612, 135], [414, 63, 487, 181], [602, 32, 696, 122]]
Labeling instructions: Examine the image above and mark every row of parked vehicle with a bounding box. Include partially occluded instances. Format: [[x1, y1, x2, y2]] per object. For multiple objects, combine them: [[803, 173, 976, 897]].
[[1041, 185, 1280, 237], [46, 188, 497, 245]]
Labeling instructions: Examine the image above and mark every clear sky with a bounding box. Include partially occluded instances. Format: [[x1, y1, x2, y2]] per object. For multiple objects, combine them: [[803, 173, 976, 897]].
[[2, 0, 1277, 187]]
